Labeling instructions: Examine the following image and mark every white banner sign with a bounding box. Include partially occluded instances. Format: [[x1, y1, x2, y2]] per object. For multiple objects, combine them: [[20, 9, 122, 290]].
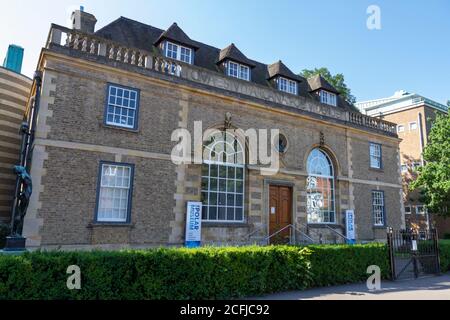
[[346, 210, 356, 244], [185, 202, 202, 248]]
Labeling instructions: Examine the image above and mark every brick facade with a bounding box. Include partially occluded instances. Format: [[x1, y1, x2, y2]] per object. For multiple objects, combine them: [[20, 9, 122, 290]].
[[22, 19, 403, 249]]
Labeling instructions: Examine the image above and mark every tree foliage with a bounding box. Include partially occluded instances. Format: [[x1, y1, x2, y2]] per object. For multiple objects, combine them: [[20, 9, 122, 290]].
[[300, 67, 356, 104], [411, 114, 450, 216]]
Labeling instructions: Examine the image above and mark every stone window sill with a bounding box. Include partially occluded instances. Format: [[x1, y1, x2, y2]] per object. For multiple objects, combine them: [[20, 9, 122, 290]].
[[369, 167, 384, 173], [202, 222, 249, 229], [102, 123, 139, 134], [307, 223, 342, 229], [87, 223, 135, 229]]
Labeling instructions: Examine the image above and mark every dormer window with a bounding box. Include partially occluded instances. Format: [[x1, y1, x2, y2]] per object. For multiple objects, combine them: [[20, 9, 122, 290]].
[[320, 90, 337, 107], [165, 41, 193, 64], [227, 61, 250, 81], [278, 77, 297, 95]]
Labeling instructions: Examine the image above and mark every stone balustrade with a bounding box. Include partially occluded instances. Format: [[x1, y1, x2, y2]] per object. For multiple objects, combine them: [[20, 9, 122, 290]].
[[46, 24, 397, 136], [348, 112, 396, 134], [47, 24, 183, 77]]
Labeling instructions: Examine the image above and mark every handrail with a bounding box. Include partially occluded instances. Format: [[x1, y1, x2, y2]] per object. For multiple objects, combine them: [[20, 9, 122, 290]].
[[264, 223, 316, 245], [323, 224, 350, 242], [246, 224, 266, 239], [292, 224, 315, 243], [266, 224, 293, 242]]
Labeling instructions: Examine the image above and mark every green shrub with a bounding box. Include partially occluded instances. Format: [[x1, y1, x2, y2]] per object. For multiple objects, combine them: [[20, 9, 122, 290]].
[[439, 240, 450, 272], [0, 246, 312, 300], [0, 243, 393, 300], [0, 223, 10, 249], [443, 233, 450, 240], [307, 243, 390, 287]]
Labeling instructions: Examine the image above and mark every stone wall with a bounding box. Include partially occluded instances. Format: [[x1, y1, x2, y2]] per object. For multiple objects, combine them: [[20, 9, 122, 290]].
[[23, 52, 403, 248]]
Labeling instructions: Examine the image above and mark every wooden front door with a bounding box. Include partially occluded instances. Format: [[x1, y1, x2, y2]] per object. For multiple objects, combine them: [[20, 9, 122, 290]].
[[269, 185, 292, 244]]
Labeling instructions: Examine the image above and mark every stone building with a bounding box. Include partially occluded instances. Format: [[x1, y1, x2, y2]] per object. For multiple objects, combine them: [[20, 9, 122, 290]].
[[0, 63, 32, 225], [22, 9, 403, 249], [356, 90, 449, 237]]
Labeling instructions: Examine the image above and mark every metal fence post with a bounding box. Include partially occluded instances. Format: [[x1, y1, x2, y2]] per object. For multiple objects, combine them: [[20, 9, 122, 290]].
[[433, 228, 441, 275], [387, 227, 396, 280]]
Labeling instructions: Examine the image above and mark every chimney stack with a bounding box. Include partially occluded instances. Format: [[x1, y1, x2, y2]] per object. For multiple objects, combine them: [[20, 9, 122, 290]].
[[2, 45, 24, 74], [71, 7, 97, 34]]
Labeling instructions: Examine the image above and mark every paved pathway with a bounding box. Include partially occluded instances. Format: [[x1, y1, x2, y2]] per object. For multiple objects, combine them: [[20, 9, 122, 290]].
[[253, 273, 450, 300]]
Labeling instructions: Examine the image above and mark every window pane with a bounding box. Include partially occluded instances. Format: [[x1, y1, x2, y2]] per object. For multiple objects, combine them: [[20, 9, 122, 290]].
[[209, 206, 218, 220], [218, 207, 226, 220], [209, 192, 217, 205], [219, 166, 227, 178], [219, 179, 227, 192], [227, 208, 235, 221], [235, 208, 243, 221], [202, 132, 245, 223], [218, 193, 226, 206], [306, 149, 335, 223], [106, 85, 138, 129], [227, 180, 235, 192], [98, 164, 132, 222], [227, 194, 235, 207], [210, 165, 218, 177], [210, 178, 218, 191]]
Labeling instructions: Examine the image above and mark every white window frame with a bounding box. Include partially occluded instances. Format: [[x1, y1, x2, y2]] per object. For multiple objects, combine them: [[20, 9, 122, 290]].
[[201, 132, 245, 223], [409, 122, 418, 131], [320, 90, 337, 107], [370, 143, 382, 169], [306, 149, 336, 224], [165, 41, 193, 64], [278, 77, 297, 95], [416, 205, 426, 215], [227, 61, 250, 81], [106, 85, 139, 129], [97, 163, 133, 223], [397, 125, 405, 133], [404, 205, 412, 215], [372, 191, 385, 226]]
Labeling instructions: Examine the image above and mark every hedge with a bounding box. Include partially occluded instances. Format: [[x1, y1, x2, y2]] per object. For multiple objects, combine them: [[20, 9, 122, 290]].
[[440, 240, 450, 272], [307, 244, 390, 287], [0, 246, 312, 300], [0, 242, 447, 300], [0, 223, 9, 249]]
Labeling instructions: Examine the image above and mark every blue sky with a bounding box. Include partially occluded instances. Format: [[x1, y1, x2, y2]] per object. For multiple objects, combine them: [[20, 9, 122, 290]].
[[1, 0, 448, 104]]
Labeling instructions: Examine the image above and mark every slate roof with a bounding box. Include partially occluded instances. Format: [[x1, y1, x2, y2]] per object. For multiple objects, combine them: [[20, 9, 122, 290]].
[[307, 74, 340, 94], [268, 60, 303, 82], [217, 43, 256, 68], [95, 17, 356, 111], [154, 22, 200, 49]]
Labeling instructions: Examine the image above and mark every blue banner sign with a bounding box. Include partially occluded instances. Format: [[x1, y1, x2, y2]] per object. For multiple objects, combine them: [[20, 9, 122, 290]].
[[346, 210, 356, 245], [185, 202, 202, 248]]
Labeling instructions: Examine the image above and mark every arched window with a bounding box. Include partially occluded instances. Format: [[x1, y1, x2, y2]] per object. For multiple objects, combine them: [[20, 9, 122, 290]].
[[306, 148, 335, 224], [201, 131, 245, 222]]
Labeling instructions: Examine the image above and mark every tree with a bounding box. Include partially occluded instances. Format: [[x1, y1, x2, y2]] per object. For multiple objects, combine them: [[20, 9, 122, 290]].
[[300, 67, 356, 104], [410, 114, 450, 216]]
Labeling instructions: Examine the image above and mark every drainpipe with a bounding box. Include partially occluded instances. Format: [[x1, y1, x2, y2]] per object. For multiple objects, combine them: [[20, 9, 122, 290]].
[[26, 71, 43, 170], [418, 113, 425, 166], [9, 71, 43, 235], [417, 112, 431, 232]]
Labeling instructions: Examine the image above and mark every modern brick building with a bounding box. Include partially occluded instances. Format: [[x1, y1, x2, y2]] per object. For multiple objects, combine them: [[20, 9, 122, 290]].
[[0, 62, 32, 225], [22, 9, 404, 249], [356, 90, 449, 238]]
